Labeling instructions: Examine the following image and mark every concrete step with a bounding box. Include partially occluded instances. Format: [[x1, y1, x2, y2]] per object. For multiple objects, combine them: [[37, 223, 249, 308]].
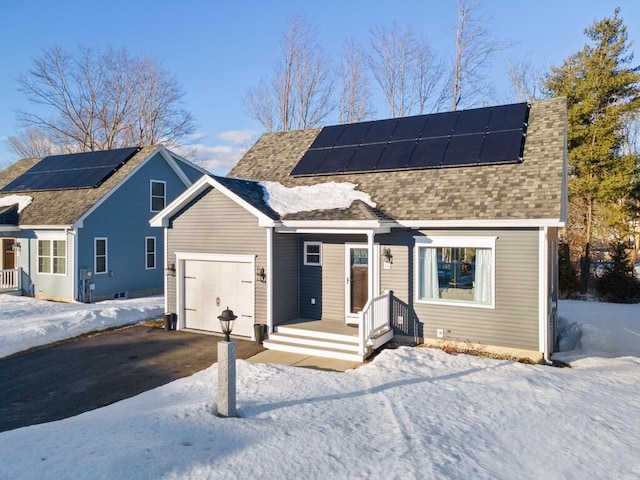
[[275, 325, 359, 344], [263, 338, 364, 363], [267, 331, 359, 352]]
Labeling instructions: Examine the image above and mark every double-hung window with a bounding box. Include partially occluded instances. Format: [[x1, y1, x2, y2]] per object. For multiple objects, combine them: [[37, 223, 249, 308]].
[[150, 180, 166, 212], [415, 236, 496, 308], [38, 239, 66, 275], [94, 238, 108, 274], [145, 237, 156, 269]]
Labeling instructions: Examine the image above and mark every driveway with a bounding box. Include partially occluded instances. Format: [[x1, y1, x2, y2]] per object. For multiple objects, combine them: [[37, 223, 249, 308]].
[[0, 324, 264, 432]]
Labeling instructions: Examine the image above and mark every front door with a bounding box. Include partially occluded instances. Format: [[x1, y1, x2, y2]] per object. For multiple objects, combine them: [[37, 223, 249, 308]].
[[2, 239, 15, 270], [345, 245, 368, 323]]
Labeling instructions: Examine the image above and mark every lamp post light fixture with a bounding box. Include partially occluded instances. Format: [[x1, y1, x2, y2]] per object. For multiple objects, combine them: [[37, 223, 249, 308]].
[[218, 307, 237, 342], [217, 307, 237, 417]]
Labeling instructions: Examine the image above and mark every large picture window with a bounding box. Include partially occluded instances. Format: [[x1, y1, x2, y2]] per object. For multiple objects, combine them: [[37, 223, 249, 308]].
[[38, 239, 66, 275], [94, 238, 108, 274], [415, 236, 495, 308]]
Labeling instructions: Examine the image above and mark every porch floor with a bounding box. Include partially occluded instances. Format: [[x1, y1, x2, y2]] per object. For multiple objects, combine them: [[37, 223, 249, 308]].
[[278, 318, 359, 337]]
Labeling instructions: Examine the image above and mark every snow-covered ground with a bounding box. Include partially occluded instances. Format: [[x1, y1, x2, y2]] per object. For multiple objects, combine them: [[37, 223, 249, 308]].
[[0, 298, 638, 479], [0, 295, 164, 358]]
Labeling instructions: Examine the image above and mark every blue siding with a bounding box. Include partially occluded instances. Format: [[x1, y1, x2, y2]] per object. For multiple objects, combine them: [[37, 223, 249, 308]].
[[76, 152, 188, 299], [174, 157, 207, 183]]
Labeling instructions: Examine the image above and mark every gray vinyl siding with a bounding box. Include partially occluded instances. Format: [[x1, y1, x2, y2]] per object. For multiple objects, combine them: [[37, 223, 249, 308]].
[[379, 228, 541, 352], [299, 234, 368, 322], [166, 187, 267, 323], [272, 232, 298, 323]]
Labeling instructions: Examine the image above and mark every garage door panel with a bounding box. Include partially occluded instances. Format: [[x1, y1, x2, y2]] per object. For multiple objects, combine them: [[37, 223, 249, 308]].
[[182, 258, 255, 338]]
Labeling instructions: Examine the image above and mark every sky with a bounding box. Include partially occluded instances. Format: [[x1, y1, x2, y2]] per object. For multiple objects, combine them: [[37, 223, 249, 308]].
[[1, 0, 638, 174], [0, 295, 639, 478]]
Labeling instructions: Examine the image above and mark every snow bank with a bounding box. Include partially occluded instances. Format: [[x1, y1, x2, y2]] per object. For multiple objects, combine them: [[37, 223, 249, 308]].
[[0, 295, 164, 358], [260, 181, 375, 216], [0, 195, 32, 213]]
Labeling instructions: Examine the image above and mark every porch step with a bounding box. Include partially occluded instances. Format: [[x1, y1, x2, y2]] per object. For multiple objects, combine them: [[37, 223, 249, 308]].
[[264, 329, 363, 362]]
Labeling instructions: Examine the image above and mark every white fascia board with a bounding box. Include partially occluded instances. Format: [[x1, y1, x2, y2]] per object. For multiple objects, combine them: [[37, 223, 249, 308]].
[[278, 220, 391, 234], [0, 226, 20, 232], [73, 147, 162, 229], [395, 218, 566, 229], [150, 175, 276, 228], [157, 146, 192, 187], [150, 175, 213, 227], [19, 224, 72, 230]]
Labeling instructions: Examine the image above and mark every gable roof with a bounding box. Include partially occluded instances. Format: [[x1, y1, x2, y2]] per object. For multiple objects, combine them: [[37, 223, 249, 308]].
[[228, 98, 567, 225], [0, 145, 197, 227]]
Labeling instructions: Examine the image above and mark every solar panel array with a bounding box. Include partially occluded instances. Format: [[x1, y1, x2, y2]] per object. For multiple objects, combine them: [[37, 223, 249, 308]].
[[290, 103, 529, 176], [1, 147, 140, 192]]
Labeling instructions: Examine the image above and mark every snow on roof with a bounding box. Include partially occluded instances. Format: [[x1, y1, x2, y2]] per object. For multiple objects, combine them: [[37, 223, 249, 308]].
[[259, 181, 375, 216], [0, 194, 33, 213]]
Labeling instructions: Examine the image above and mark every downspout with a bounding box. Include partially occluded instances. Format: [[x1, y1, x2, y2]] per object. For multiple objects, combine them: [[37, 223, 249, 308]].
[[266, 227, 273, 334], [67, 227, 77, 302], [164, 227, 169, 315], [539, 227, 551, 364]]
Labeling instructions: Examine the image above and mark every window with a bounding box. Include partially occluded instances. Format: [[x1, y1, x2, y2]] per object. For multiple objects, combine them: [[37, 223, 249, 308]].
[[145, 237, 156, 269], [150, 180, 166, 212], [95, 238, 108, 274], [415, 236, 495, 308], [38, 240, 66, 275], [304, 242, 322, 266]]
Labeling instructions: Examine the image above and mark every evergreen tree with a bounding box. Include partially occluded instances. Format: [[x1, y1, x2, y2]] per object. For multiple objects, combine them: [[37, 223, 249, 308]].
[[544, 9, 640, 292]]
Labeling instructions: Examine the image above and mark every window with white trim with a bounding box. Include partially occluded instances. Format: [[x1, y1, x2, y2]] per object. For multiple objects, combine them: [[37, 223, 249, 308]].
[[94, 238, 108, 274], [145, 236, 156, 269], [304, 241, 322, 266], [150, 180, 166, 212], [415, 236, 496, 308], [38, 240, 66, 275]]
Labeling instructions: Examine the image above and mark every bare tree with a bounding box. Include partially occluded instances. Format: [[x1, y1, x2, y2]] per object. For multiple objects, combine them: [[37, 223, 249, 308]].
[[367, 22, 445, 118], [451, 0, 510, 110], [337, 39, 375, 123], [11, 46, 194, 156], [507, 59, 545, 102], [243, 15, 333, 132]]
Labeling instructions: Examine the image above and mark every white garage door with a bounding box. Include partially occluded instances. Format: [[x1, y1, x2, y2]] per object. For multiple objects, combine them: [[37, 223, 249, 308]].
[[183, 258, 255, 338]]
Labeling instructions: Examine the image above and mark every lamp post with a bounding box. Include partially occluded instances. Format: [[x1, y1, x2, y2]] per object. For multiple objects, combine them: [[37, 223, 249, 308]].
[[217, 307, 237, 417]]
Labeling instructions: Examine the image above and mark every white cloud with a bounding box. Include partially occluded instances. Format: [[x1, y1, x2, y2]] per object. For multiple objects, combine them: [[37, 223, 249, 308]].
[[175, 136, 255, 175], [216, 129, 257, 147]]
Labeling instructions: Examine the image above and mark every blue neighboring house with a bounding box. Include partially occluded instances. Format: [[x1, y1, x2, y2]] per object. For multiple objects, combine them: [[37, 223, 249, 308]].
[[0, 145, 207, 302]]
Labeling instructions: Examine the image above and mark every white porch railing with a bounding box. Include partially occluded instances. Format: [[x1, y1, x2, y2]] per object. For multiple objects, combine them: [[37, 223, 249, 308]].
[[0, 267, 22, 292], [357, 290, 393, 357]]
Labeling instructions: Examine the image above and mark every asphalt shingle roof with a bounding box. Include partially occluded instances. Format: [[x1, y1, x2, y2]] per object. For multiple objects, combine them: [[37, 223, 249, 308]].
[[228, 98, 566, 222], [0, 146, 158, 226]]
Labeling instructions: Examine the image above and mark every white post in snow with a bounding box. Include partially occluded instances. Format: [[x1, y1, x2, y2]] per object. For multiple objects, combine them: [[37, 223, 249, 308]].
[[217, 341, 236, 417]]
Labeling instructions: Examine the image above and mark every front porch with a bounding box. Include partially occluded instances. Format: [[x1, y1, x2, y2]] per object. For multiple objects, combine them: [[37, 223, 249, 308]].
[[0, 268, 22, 294], [264, 290, 395, 362]]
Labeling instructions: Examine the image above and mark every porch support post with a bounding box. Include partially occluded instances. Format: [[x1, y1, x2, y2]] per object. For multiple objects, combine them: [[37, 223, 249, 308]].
[[367, 231, 374, 304]]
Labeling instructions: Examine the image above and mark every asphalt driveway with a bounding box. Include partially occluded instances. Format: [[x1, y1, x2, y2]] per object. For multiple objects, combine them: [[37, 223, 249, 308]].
[[0, 324, 264, 432]]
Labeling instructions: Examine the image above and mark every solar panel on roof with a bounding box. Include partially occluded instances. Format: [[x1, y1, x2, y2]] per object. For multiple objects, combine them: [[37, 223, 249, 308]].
[[290, 149, 330, 176], [290, 102, 529, 176], [334, 122, 372, 146], [408, 137, 449, 168], [0, 147, 140, 193], [453, 107, 492, 135], [390, 116, 428, 141], [442, 133, 485, 166], [345, 143, 386, 172], [421, 111, 458, 138], [309, 125, 344, 149], [375, 140, 417, 170], [315, 146, 357, 174], [480, 130, 526, 163]]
